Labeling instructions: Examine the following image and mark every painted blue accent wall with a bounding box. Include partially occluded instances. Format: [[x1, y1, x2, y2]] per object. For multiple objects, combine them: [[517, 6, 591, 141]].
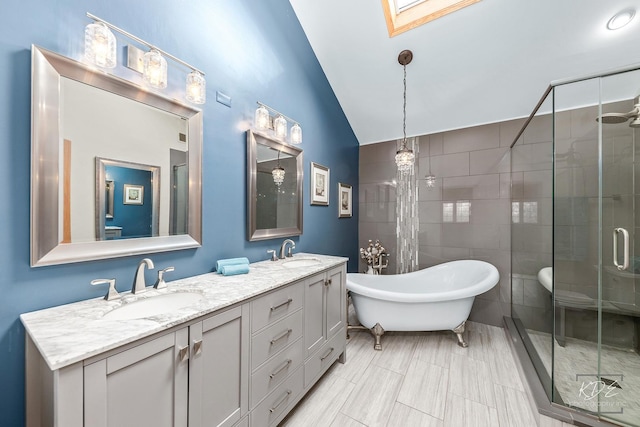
[[106, 166, 153, 238], [0, 1, 359, 425]]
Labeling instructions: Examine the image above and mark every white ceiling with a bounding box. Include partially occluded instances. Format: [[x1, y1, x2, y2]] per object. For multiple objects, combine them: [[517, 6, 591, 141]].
[[289, 0, 640, 145]]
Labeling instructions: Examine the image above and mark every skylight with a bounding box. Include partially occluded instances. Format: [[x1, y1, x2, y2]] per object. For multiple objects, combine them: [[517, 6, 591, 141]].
[[383, 0, 482, 37]]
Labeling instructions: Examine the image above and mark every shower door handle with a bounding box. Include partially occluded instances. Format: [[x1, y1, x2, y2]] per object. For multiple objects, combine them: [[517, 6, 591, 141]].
[[613, 227, 630, 271]]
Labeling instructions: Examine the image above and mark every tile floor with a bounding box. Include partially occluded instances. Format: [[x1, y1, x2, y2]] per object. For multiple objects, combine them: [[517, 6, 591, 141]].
[[281, 322, 572, 426]]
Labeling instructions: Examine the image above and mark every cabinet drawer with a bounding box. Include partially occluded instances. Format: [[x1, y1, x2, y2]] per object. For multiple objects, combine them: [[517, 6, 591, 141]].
[[250, 366, 303, 427], [250, 338, 303, 408], [304, 328, 345, 388], [251, 310, 303, 370], [251, 282, 303, 333]]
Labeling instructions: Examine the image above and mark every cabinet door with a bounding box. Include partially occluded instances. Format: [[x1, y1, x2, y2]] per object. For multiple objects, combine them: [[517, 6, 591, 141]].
[[304, 273, 326, 358], [84, 328, 189, 427], [189, 305, 249, 427], [326, 266, 345, 340]]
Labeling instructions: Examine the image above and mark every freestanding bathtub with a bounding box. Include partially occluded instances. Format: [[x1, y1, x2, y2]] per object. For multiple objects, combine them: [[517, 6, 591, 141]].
[[347, 260, 499, 349]]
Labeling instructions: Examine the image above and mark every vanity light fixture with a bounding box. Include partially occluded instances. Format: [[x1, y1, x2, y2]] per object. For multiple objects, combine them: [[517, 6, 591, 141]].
[[84, 21, 116, 68], [607, 8, 635, 30], [254, 102, 303, 144], [395, 49, 415, 174], [85, 13, 207, 104], [272, 151, 286, 186]]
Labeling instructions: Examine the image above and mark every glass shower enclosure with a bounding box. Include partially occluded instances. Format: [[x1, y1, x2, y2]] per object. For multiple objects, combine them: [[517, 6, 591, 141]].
[[511, 66, 640, 426]]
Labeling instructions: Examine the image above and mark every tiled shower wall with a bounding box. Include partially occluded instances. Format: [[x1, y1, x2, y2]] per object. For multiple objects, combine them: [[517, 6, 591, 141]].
[[359, 119, 525, 326]]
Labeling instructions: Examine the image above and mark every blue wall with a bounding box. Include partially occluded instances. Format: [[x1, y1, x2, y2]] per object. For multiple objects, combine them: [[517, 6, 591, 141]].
[[106, 166, 153, 238], [0, 1, 359, 425]]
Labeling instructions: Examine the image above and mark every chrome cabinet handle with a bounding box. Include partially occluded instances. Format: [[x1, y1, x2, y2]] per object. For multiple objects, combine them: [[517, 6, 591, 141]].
[[613, 227, 630, 271], [320, 347, 334, 361], [178, 345, 189, 363], [269, 359, 292, 379], [270, 329, 293, 345], [269, 390, 292, 413], [193, 339, 203, 356], [270, 298, 293, 311]]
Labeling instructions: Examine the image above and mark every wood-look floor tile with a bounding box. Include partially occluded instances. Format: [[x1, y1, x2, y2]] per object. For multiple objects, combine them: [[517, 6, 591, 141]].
[[332, 332, 378, 384], [371, 332, 419, 375], [396, 358, 448, 419], [340, 364, 404, 427], [413, 331, 457, 368], [329, 413, 367, 427], [493, 383, 538, 427], [443, 392, 499, 427], [539, 414, 574, 427], [386, 402, 443, 427], [281, 375, 355, 427], [486, 345, 525, 391], [448, 353, 495, 407]]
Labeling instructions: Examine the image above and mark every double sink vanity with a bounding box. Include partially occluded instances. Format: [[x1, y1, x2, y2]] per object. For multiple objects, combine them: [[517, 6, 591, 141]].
[[22, 253, 347, 427]]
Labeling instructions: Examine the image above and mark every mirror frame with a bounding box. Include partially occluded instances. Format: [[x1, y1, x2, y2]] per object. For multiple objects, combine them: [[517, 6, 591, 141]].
[[247, 129, 303, 241], [31, 45, 202, 267]]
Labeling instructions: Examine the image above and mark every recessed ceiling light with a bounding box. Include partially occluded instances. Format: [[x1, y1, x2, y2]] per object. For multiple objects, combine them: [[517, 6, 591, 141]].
[[607, 8, 635, 30]]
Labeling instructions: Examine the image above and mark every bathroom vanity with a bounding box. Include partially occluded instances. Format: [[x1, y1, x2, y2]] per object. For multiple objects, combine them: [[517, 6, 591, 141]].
[[21, 253, 347, 427]]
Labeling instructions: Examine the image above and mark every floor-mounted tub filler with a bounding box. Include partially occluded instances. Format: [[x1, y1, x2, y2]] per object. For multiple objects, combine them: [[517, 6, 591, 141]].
[[346, 260, 500, 350]]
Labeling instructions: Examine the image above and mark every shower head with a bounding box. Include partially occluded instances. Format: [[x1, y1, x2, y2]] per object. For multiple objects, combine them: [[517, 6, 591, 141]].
[[598, 112, 634, 124]]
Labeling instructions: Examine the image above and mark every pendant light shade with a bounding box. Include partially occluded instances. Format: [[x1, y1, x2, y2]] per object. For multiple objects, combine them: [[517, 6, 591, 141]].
[[84, 21, 116, 68], [395, 147, 415, 173], [290, 123, 302, 144], [143, 49, 168, 89], [185, 71, 206, 104], [274, 115, 288, 140], [255, 105, 270, 130], [272, 151, 285, 186]]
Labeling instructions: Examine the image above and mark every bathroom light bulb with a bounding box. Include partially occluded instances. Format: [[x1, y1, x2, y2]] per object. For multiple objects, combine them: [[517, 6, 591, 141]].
[[395, 147, 415, 173], [290, 123, 302, 144], [143, 49, 168, 89], [85, 22, 116, 68], [274, 115, 287, 140], [255, 105, 270, 130], [185, 71, 206, 104], [272, 166, 285, 186]]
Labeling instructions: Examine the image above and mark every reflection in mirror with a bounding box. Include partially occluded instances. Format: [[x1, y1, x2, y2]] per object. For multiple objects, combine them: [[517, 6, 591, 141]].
[[247, 130, 303, 241], [31, 45, 202, 266]]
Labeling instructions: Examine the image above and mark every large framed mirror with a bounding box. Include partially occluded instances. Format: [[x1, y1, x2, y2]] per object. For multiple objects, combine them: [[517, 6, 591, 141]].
[[247, 130, 303, 241], [31, 45, 202, 266]]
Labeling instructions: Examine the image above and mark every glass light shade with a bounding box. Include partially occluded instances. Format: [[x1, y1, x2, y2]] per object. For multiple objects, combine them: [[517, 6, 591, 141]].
[[84, 22, 116, 68], [185, 71, 206, 104], [290, 123, 302, 144], [395, 147, 415, 173], [274, 115, 287, 140], [272, 166, 285, 186], [425, 174, 436, 188], [143, 49, 168, 89], [255, 105, 270, 130]]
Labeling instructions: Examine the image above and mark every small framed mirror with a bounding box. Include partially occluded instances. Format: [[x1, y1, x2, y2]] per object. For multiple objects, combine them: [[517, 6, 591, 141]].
[[247, 130, 303, 241]]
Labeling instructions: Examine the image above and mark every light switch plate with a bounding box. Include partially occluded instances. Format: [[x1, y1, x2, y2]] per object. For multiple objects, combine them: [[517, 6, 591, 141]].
[[216, 91, 232, 108]]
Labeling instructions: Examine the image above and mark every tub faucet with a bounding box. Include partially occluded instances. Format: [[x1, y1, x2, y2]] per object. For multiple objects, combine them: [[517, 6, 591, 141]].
[[132, 258, 155, 294], [279, 239, 296, 259]]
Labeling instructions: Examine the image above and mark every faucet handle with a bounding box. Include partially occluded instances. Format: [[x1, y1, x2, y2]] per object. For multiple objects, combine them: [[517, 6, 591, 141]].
[[91, 278, 120, 301], [267, 250, 278, 261], [154, 267, 175, 289]]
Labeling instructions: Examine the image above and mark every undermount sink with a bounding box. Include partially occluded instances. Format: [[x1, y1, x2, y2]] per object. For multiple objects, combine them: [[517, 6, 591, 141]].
[[102, 292, 204, 321], [282, 258, 321, 268]]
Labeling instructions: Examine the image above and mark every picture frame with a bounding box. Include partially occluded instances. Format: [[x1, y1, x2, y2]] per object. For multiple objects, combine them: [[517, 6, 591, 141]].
[[338, 183, 352, 218], [310, 162, 329, 206], [123, 184, 144, 205]]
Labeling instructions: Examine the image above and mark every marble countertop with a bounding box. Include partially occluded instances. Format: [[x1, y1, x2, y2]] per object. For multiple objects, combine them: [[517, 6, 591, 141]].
[[20, 253, 347, 370]]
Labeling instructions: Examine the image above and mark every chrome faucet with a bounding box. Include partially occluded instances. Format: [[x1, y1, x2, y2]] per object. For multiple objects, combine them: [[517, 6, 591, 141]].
[[279, 239, 296, 259], [132, 258, 155, 294]]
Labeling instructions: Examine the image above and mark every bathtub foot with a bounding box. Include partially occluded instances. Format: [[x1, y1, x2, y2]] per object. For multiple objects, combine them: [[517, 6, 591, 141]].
[[453, 321, 468, 348], [371, 323, 385, 351]]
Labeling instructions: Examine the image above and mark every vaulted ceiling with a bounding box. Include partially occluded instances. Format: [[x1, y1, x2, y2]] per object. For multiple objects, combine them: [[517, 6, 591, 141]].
[[289, 0, 640, 145]]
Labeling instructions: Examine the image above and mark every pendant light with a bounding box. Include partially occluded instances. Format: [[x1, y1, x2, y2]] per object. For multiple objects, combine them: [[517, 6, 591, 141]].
[[425, 136, 436, 188], [395, 50, 415, 173], [272, 151, 285, 186]]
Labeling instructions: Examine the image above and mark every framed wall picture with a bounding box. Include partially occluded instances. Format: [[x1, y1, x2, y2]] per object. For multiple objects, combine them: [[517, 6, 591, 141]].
[[338, 183, 352, 218], [123, 184, 144, 205], [310, 162, 329, 206]]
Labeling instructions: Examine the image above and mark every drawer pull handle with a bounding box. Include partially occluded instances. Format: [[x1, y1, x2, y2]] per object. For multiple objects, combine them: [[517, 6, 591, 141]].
[[320, 347, 334, 362], [270, 329, 293, 345], [324, 279, 332, 287], [193, 339, 203, 356], [269, 359, 292, 379], [178, 345, 189, 363], [269, 390, 292, 413], [270, 298, 293, 311]]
